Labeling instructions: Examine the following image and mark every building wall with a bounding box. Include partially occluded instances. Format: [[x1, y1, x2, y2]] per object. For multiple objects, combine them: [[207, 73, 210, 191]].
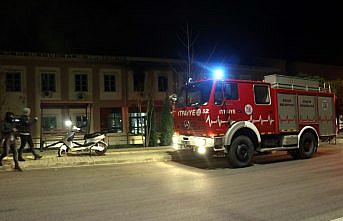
[[0, 53, 182, 145], [0, 65, 27, 118]]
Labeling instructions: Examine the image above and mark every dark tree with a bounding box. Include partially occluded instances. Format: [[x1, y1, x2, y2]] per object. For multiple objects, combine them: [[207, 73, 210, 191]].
[[160, 97, 174, 146], [147, 101, 157, 147]]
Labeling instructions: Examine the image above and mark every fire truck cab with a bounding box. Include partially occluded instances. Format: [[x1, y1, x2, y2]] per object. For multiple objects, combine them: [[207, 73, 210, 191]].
[[172, 74, 336, 168]]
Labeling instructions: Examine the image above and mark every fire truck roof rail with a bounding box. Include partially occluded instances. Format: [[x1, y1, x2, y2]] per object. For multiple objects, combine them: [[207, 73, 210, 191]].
[[264, 74, 330, 92]]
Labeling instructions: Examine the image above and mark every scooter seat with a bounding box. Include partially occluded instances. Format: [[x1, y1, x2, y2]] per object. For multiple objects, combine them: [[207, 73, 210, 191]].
[[84, 132, 102, 139]]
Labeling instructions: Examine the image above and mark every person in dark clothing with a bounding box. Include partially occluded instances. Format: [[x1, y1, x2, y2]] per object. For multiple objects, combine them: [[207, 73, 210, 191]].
[[0, 112, 22, 171], [18, 107, 42, 161]]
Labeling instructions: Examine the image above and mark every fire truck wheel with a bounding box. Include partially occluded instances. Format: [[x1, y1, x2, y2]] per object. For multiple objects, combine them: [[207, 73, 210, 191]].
[[228, 135, 254, 168], [298, 132, 317, 159]]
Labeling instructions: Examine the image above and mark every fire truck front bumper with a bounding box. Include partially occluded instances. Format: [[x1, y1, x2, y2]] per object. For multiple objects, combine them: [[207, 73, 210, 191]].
[[172, 134, 223, 155]]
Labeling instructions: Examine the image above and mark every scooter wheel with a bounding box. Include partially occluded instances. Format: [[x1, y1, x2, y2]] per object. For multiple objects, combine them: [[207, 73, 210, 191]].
[[58, 149, 64, 157], [94, 142, 108, 155], [58, 145, 68, 157]]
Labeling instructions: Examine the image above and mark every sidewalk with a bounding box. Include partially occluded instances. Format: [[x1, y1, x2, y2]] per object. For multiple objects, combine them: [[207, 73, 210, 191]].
[[0, 146, 174, 171]]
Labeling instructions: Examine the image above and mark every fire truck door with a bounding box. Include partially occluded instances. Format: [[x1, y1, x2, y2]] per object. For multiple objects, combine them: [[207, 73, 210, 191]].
[[212, 82, 243, 130], [252, 84, 275, 134], [222, 82, 245, 121], [211, 82, 227, 129]]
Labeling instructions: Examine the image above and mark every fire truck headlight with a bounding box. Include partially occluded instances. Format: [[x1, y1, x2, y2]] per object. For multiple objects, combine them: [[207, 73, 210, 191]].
[[195, 138, 206, 147], [172, 134, 179, 150], [197, 146, 207, 155]]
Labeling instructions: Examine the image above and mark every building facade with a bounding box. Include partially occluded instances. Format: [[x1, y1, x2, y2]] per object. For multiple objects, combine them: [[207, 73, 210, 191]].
[[0, 52, 280, 146]]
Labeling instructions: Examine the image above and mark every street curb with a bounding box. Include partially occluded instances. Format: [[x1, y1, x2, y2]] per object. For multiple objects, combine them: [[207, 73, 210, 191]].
[[38, 146, 173, 153], [33, 147, 174, 158]]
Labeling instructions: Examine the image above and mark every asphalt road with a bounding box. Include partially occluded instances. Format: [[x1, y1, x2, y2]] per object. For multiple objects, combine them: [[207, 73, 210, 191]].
[[0, 144, 343, 221]]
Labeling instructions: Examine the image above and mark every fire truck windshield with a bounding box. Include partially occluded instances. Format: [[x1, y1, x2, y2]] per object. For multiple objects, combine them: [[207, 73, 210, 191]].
[[177, 80, 213, 107]]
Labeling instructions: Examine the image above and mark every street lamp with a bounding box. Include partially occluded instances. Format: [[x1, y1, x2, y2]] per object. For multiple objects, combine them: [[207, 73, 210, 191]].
[[65, 119, 72, 127]]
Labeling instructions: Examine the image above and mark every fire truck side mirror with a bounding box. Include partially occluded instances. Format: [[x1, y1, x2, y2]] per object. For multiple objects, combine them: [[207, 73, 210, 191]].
[[169, 94, 178, 103]]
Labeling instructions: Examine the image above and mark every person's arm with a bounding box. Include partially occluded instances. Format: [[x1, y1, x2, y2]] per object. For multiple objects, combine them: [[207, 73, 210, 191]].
[[2, 122, 15, 133], [28, 116, 38, 126]]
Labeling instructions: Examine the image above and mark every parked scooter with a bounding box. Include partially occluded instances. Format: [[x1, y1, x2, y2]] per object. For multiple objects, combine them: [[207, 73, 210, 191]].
[[58, 126, 109, 157]]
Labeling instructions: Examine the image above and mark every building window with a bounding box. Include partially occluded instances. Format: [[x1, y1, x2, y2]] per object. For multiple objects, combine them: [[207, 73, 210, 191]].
[[42, 116, 57, 131], [104, 75, 116, 92], [129, 112, 146, 134], [41, 72, 56, 92], [75, 115, 88, 128], [100, 108, 122, 132], [109, 111, 122, 132], [254, 85, 270, 104], [158, 76, 168, 92], [75, 74, 88, 92], [6, 71, 21, 92], [133, 72, 145, 92]]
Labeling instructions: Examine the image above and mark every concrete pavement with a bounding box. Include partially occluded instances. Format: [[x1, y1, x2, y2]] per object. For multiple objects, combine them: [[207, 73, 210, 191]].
[[1, 144, 343, 221]]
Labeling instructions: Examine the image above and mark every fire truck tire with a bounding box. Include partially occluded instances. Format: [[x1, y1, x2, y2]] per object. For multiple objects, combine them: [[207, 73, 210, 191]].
[[298, 132, 317, 159], [288, 132, 317, 159], [227, 135, 254, 168]]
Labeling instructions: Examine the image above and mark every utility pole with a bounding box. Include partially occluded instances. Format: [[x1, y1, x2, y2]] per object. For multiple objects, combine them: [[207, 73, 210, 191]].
[[186, 23, 191, 81], [176, 22, 198, 84]]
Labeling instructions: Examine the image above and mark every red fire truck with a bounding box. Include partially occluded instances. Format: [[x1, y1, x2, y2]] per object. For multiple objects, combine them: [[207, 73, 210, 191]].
[[172, 74, 336, 167]]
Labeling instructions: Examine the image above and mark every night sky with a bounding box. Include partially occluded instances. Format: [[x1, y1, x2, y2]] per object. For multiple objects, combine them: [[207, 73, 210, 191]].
[[1, 1, 342, 65]]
